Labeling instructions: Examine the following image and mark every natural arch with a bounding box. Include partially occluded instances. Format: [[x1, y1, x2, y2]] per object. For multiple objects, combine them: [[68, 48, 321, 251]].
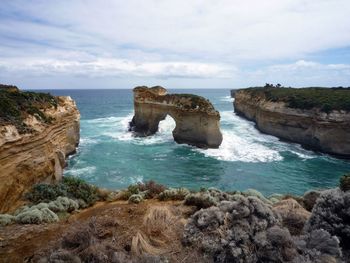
[[129, 86, 223, 148]]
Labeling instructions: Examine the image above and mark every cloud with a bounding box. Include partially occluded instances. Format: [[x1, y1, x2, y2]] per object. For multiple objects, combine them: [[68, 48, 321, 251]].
[[1, 0, 350, 61], [244, 60, 350, 87], [0, 57, 233, 79], [0, 1, 349, 88]]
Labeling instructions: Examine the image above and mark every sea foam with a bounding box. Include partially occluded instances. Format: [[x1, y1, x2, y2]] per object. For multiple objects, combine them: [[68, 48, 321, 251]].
[[78, 110, 315, 163]]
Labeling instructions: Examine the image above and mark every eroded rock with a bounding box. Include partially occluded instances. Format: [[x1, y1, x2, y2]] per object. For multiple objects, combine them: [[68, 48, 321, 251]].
[[129, 86, 223, 148]]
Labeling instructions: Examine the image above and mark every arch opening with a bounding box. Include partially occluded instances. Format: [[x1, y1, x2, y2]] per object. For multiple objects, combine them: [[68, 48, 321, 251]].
[[158, 114, 176, 138]]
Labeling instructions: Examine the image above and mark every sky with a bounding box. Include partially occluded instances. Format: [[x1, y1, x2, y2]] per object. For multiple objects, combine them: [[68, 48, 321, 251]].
[[0, 0, 350, 89]]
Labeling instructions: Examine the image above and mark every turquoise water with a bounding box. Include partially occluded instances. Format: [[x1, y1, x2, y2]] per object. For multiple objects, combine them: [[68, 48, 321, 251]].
[[47, 89, 350, 196]]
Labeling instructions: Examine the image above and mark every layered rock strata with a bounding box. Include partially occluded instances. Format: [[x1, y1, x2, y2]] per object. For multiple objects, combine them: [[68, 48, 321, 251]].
[[0, 95, 80, 213], [234, 89, 350, 157], [129, 86, 223, 148]]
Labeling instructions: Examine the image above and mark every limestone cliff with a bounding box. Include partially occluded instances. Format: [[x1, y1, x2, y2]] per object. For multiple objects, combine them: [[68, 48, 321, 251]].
[[0, 88, 80, 213], [129, 86, 223, 148], [234, 88, 350, 157]]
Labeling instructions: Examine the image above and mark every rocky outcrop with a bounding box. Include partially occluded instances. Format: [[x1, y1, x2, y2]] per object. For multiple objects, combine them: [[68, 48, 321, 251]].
[[0, 96, 80, 213], [129, 86, 223, 148], [234, 89, 350, 157]]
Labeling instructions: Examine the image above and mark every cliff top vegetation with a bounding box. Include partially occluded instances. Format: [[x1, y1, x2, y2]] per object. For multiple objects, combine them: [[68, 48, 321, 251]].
[[134, 86, 218, 113], [0, 84, 59, 133], [240, 84, 350, 113]]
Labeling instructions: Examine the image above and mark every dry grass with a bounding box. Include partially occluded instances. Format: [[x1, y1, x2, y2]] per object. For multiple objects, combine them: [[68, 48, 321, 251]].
[[131, 231, 163, 256], [131, 206, 181, 257], [0, 200, 207, 263]]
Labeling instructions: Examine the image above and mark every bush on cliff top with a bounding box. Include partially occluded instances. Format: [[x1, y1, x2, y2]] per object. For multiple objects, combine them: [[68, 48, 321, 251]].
[[339, 174, 350, 192], [0, 84, 58, 133], [25, 183, 68, 203], [242, 85, 350, 112], [25, 177, 98, 206]]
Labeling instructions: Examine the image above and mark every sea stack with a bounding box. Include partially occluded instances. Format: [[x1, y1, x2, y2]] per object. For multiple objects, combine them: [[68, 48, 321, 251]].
[[129, 86, 223, 148]]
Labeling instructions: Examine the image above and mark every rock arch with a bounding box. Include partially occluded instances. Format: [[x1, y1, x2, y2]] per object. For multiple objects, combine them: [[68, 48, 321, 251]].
[[129, 86, 223, 148]]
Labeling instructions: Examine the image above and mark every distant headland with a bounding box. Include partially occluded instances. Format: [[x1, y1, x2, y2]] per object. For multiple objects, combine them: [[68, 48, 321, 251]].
[[232, 84, 350, 158]]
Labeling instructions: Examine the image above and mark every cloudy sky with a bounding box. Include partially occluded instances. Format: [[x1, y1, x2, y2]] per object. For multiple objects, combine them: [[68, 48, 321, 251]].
[[0, 0, 350, 89]]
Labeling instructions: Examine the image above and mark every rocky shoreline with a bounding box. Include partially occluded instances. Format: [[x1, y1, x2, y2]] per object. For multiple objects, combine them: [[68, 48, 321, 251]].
[[1, 86, 349, 262]]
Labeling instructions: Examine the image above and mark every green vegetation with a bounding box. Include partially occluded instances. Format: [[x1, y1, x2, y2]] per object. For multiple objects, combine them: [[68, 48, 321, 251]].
[[242, 84, 350, 113], [25, 177, 98, 206], [339, 174, 350, 192], [0, 84, 58, 133], [118, 180, 167, 200], [62, 177, 99, 206], [25, 183, 68, 203], [158, 188, 190, 201], [184, 192, 217, 208], [175, 93, 215, 111], [137, 180, 166, 198]]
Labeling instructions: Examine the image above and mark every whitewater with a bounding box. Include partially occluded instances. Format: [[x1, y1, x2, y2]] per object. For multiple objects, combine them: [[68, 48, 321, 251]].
[[44, 89, 349, 196]]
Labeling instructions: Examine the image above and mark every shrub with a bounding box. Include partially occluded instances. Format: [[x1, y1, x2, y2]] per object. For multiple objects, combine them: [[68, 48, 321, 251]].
[[0, 86, 58, 133], [339, 174, 350, 192], [25, 177, 99, 207], [62, 177, 98, 206], [25, 183, 68, 204], [137, 180, 167, 199], [0, 214, 15, 226], [128, 194, 143, 204], [242, 188, 272, 204], [15, 207, 59, 224], [158, 188, 190, 201], [184, 193, 217, 209], [305, 188, 350, 249], [242, 86, 350, 112], [48, 196, 79, 212]]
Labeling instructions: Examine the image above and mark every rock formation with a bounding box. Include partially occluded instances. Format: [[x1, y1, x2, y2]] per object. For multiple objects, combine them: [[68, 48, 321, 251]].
[[129, 86, 223, 148], [0, 88, 80, 213], [234, 88, 350, 157]]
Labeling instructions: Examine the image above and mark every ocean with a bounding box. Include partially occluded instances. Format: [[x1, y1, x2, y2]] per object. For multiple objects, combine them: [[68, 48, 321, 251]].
[[46, 89, 350, 196]]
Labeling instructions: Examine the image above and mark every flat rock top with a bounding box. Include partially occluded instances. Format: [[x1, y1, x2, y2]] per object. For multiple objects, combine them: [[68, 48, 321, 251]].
[[133, 86, 220, 116]]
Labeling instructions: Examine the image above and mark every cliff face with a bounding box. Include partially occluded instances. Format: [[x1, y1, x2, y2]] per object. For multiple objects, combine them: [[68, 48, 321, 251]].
[[0, 96, 80, 213], [129, 86, 223, 148], [234, 90, 350, 157]]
